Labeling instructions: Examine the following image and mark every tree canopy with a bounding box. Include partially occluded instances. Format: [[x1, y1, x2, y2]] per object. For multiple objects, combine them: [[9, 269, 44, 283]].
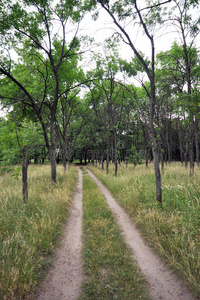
[[0, 0, 200, 202]]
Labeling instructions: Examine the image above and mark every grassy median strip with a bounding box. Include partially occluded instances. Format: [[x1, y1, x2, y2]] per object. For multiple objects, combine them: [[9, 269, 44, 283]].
[[87, 163, 200, 297], [0, 164, 77, 300], [80, 170, 150, 300]]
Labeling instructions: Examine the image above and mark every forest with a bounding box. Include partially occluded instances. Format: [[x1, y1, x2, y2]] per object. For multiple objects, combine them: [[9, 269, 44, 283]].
[[1, 1, 200, 299], [0, 0, 200, 200]]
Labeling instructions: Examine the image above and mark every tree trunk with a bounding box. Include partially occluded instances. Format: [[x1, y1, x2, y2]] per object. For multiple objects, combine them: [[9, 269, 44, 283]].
[[66, 127, 72, 167], [142, 123, 149, 168], [96, 148, 98, 166], [50, 113, 57, 182], [145, 150, 148, 168], [101, 144, 104, 170], [62, 123, 67, 173], [114, 129, 117, 177], [185, 127, 189, 169], [106, 133, 109, 174], [106, 148, 109, 173], [195, 118, 199, 167], [147, 123, 162, 203], [178, 118, 184, 165], [161, 149, 164, 172], [153, 147, 162, 203], [91, 150, 94, 165], [190, 118, 194, 175], [165, 109, 171, 164], [62, 148, 67, 173], [22, 145, 28, 203]]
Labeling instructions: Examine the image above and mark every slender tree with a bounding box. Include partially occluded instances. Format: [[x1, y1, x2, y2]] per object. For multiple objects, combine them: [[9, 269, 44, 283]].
[[0, 0, 87, 181], [87, 0, 173, 202]]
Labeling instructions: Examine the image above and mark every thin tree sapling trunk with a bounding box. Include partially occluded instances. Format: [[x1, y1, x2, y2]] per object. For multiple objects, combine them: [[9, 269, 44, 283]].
[[50, 113, 57, 182], [195, 118, 199, 167], [22, 145, 28, 203]]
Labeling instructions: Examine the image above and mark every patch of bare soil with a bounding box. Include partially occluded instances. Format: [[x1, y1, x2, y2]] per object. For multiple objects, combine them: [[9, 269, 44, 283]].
[[34, 168, 83, 300], [86, 168, 197, 300]]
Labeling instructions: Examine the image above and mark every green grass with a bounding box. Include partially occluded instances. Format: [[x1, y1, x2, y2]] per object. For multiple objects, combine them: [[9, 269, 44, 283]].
[[80, 166, 88, 175], [87, 162, 200, 297], [80, 171, 150, 300], [0, 164, 78, 300]]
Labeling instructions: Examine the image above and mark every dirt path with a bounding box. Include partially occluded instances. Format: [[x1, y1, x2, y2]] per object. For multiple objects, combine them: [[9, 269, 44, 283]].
[[86, 167, 196, 300], [35, 168, 83, 300], [34, 167, 197, 300]]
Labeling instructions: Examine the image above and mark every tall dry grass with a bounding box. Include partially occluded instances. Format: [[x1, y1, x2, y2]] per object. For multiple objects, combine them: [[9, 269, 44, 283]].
[[0, 164, 77, 300], [88, 162, 200, 297]]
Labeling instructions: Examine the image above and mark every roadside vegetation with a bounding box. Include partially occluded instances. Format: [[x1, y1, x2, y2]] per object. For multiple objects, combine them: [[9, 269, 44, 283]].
[[87, 162, 200, 297], [0, 164, 77, 300], [80, 168, 150, 300]]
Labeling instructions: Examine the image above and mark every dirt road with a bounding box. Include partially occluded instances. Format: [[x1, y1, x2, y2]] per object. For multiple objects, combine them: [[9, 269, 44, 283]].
[[35, 167, 196, 300]]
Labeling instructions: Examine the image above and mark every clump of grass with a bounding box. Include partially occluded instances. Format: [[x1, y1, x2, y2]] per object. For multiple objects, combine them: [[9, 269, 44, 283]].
[[79, 166, 88, 175], [0, 164, 77, 300], [80, 172, 150, 300], [88, 162, 200, 297], [0, 165, 16, 176]]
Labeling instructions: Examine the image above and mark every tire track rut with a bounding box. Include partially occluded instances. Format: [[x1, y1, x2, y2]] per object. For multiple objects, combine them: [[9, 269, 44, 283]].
[[86, 167, 196, 300], [35, 168, 83, 300], [35, 167, 197, 300]]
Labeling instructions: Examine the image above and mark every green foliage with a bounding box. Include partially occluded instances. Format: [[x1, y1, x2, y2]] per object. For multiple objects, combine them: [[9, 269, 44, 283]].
[[156, 42, 200, 120], [144, 0, 163, 26], [0, 117, 45, 165], [126, 146, 143, 166], [0, 0, 89, 175], [10, 166, 21, 179], [119, 59, 137, 77], [120, 54, 150, 77], [184, 0, 199, 8]]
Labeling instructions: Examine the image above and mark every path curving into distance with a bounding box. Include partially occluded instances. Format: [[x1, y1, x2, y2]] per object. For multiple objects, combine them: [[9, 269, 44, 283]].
[[35, 168, 83, 300], [86, 167, 197, 300]]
